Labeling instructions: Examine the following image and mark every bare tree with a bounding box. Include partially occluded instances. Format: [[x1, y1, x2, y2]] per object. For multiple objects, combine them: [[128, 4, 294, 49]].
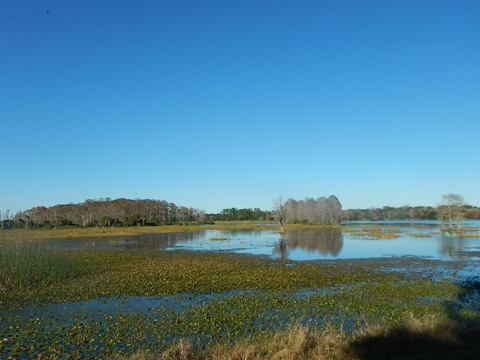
[[437, 193, 466, 235], [273, 197, 287, 233], [284, 196, 342, 225]]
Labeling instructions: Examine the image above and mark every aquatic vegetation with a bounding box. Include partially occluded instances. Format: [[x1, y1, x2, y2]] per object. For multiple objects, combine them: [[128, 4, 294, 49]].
[[460, 228, 480, 238], [0, 222, 337, 243], [0, 246, 474, 359], [342, 226, 402, 240], [0, 250, 399, 307], [410, 233, 434, 238], [0, 277, 469, 359], [1, 223, 479, 359], [209, 236, 230, 241]]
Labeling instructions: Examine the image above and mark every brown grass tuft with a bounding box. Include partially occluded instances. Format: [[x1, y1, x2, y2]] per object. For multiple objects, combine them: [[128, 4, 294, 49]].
[[161, 339, 195, 360], [118, 318, 480, 360]]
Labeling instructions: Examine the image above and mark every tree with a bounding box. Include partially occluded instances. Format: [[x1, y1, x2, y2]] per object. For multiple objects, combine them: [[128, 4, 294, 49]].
[[437, 193, 466, 235], [283, 196, 342, 225], [273, 197, 287, 233]]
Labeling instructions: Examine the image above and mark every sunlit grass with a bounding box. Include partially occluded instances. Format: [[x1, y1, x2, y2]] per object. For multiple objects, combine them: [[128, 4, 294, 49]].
[[0, 221, 281, 242], [342, 225, 402, 239], [460, 228, 480, 238], [118, 317, 480, 360], [410, 233, 434, 238], [209, 236, 230, 241]]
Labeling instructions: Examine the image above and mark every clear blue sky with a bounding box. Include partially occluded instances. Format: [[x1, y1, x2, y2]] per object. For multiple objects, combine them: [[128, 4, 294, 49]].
[[1, 0, 479, 214]]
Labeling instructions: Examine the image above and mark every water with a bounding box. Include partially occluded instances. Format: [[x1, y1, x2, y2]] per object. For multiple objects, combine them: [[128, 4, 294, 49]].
[[4, 221, 480, 358], [43, 220, 480, 262]]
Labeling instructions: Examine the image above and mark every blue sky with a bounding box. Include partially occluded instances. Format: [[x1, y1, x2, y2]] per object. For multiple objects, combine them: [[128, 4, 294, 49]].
[[1, 0, 479, 214]]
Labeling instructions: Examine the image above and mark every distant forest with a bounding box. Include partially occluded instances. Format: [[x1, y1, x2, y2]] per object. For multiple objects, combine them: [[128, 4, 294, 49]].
[[0, 198, 208, 229], [1, 197, 479, 230], [345, 205, 480, 221]]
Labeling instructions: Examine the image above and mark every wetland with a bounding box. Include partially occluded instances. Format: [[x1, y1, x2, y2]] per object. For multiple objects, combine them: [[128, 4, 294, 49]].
[[1, 221, 480, 359]]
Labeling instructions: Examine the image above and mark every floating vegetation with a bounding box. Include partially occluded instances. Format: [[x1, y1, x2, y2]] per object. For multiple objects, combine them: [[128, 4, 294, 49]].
[[209, 236, 230, 241], [1, 228, 479, 359], [342, 226, 402, 240], [461, 228, 480, 238], [0, 276, 466, 359], [0, 246, 475, 359], [410, 233, 434, 238]]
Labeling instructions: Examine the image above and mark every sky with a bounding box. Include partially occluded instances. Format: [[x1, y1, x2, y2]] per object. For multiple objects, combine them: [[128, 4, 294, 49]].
[[1, 0, 479, 214]]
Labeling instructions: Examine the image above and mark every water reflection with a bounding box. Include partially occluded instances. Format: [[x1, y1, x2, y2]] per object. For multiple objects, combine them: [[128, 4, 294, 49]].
[[38, 221, 480, 262], [122, 232, 203, 250], [273, 232, 289, 260], [441, 235, 465, 258], [286, 228, 344, 256], [44, 231, 207, 251]]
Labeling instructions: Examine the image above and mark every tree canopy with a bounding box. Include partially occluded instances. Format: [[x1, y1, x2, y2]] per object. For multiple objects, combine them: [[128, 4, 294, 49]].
[[1, 198, 208, 229], [284, 196, 343, 225]]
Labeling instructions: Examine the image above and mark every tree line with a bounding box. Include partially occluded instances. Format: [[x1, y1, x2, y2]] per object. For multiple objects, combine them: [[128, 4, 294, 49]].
[[210, 207, 272, 221], [343, 205, 480, 221], [0, 198, 208, 229], [2, 195, 479, 230]]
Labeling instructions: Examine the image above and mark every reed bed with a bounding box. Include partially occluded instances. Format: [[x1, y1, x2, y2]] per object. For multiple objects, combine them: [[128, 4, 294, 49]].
[[0, 239, 86, 292]]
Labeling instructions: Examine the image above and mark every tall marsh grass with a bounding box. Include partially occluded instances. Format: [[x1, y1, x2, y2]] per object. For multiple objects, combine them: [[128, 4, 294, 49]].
[[0, 240, 85, 291]]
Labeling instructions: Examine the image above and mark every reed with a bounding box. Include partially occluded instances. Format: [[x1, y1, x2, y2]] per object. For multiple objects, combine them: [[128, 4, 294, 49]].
[[0, 239, 85, 291]]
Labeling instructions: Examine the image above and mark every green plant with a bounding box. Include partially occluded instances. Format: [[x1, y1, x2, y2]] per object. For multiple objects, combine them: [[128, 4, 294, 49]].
[[0, 240, 85, 291]]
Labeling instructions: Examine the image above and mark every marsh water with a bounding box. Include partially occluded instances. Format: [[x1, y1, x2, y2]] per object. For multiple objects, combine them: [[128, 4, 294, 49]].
[[3, 221, 480, 358], [44, 220, 480, 262]]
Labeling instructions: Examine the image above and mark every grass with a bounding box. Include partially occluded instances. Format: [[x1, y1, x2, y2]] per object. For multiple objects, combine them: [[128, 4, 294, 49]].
[[0, 222, 280, 242], [0, 222, 342, 243], [209, 236, 230, 241], [0, 240, 86, 292], [342, 225, 402, 239], [114, 317, 480, 360], [410, 233, 434, 238]]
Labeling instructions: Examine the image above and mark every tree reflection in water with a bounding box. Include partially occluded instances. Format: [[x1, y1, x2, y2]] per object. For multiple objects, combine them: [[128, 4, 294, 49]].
[[440, 235, 465, 258], [274, 228, 344, 258], [273, 232, 289, 260]]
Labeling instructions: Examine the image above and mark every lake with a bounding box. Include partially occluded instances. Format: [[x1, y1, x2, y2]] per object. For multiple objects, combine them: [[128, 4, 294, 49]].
[[44, 220, 480, 262]]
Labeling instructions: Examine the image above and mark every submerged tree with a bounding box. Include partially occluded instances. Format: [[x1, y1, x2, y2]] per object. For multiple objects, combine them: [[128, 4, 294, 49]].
[[437, 193, 466, 235]]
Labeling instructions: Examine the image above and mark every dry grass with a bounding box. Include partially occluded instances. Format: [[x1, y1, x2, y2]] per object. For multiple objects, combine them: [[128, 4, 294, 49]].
[[348, 315, 480, 360], [116, 317, 480, 360], [0, 222, 280, 242], [114, 324, 350, 360], [208, 324, 349, 360]]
